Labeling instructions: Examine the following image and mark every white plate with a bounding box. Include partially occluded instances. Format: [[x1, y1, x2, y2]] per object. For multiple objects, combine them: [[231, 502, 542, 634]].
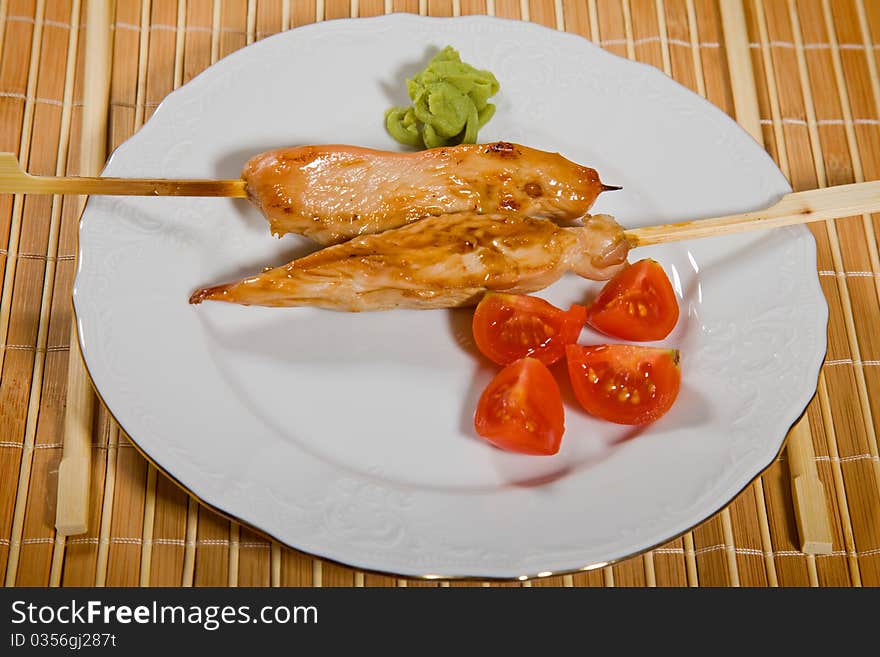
[[74, 15, 827, 579]]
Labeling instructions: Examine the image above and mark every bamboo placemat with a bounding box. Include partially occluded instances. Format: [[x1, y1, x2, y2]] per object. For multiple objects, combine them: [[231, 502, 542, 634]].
[[1, 0, 878, 588]]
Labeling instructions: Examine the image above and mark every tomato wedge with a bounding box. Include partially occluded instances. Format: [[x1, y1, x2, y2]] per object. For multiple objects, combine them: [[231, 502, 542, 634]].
[[566, 344, 681, 425], [474, 358, 565, 455], [586, 259, 679, 341], [472, 293, 586, 366]]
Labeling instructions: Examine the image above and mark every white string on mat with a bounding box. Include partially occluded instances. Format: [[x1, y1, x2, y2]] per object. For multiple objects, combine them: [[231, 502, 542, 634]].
[[749, 40, 873, 50]]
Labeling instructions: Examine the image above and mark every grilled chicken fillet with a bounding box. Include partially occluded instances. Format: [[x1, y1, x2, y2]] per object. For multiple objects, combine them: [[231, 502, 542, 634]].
[[189, 213, 629, 311], [244, 142, 616, 245]]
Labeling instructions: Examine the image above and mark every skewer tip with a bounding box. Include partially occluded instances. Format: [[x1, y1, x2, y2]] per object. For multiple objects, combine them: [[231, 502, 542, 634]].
[[600, 184, 623, 192]]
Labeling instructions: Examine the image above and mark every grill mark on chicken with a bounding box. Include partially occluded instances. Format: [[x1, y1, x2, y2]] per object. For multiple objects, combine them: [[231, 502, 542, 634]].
[[189, 214, 629, 312], [485, 141, 519, 156], [243, 142, 612, 245]]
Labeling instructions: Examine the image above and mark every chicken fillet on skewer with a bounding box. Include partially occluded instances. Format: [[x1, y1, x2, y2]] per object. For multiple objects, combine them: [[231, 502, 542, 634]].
[[243, 142, 618, 245], [189, 213, 629, 311]]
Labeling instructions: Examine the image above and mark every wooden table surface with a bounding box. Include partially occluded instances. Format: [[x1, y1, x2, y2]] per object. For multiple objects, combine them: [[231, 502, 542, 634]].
[[1, 0, 879, 587]]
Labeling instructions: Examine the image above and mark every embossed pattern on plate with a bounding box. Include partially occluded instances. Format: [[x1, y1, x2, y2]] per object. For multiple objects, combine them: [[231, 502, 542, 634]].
[[74, 15, 827, 578]]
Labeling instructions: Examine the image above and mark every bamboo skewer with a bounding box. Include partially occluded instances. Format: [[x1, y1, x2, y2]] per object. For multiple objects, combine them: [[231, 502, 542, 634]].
[[1, 150, 879, 244], [0, 153, 247, 197], [625, 180, 880, 247]]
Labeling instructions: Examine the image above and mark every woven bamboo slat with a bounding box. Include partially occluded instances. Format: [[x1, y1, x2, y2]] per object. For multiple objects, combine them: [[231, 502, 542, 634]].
[[750, 0, 851, 587], [100, 0, 151, 588], [57, 9, 105, 586], [1, 0, 879, 588], [0, 0, 43, 585], [5, 0, 67, 587]]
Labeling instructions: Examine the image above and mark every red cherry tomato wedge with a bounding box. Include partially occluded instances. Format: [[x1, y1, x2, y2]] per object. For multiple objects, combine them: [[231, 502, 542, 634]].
[[472, 293, 586, 366], [586, 259, 679, 341], [566, 344, 681, 425], [474, 358, 565, 455]]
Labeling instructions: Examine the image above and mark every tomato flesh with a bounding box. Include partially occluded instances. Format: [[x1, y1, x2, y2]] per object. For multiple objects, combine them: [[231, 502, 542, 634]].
[[586, 259, 679, 341], [474, 358, 565, 455], [566, 344, 680, 425], [473, 293, 586, 366]]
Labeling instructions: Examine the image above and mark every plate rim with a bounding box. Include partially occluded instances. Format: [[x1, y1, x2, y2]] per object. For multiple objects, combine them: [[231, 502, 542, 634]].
[[72, 13, 829, 581]]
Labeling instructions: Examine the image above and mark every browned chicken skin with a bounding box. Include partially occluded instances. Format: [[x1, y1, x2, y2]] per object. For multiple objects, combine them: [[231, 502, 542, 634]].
[[189, 213, 629, 311], [244, 142, 616, 245]]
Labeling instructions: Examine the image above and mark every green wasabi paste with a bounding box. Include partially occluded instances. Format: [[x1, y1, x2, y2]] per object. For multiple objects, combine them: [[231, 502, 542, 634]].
[[385, 46, 500, 149]]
